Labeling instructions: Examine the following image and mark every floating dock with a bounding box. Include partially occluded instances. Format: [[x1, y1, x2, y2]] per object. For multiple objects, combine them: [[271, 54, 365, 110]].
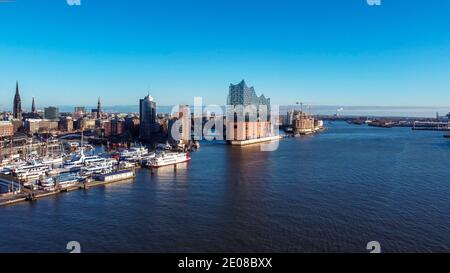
[[0, 169, 136, 207]]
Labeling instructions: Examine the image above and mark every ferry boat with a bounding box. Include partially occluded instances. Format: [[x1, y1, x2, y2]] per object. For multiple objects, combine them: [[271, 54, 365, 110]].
[[0, 160, 28, 175], [58, 174, 82, 189], [13, 162, 51, 181], [0, 167, 13, 175], [119, 160, 136, 169], [43, 173, 83, 190], [65, 142, 80, 150], [119, 146, 149, 162], [156, 142, 172, 151], [63, 150, 105, 170], [40, 155, 65, 167], [139, 152, 156, 165], [81, 158, 116, 175], [40, 177, 56, 191], [148, 152, 190, 168]]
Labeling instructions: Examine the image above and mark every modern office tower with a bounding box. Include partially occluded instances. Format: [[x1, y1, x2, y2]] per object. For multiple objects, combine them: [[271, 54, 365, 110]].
[[139, 94, 159, 141], [44, 106, 60, 120], [74, 106, 86, 114]]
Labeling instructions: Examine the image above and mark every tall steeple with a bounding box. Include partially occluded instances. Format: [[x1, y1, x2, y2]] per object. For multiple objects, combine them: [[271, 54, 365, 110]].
[[31, 97, 36, 113], [13, 81, 22, 119], [97, 97, 102, 119]]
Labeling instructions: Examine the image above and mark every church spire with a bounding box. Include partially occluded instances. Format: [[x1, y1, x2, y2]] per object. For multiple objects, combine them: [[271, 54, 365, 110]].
[[31, 97, 36, 113], [13, 80, 22, 119], [97, 97, 102, 119]]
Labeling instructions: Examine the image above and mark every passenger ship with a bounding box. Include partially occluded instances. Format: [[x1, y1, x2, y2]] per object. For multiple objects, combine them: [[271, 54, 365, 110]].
[[63, 150, 105, 170], [119, 146, 149, 162], [147, 152, 190, 168], [41, 172, 82, 191], [13, 161, 51, 181], [81, 158, 117, 175]]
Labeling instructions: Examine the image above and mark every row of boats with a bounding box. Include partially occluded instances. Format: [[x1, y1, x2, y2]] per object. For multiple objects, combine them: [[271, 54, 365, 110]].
[[114, 146, 191, 168], [1, 145, 191, 192]]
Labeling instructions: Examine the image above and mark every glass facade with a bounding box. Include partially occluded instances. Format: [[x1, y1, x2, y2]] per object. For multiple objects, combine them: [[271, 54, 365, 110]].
[[227, 80, 270, 108]]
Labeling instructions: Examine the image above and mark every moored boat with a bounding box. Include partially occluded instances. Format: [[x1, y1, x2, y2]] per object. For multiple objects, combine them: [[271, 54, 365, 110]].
[[147, 152, 190, 168]]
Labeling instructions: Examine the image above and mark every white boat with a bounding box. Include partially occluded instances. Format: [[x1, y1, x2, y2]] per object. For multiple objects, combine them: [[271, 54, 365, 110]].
[[156, 143, 172, 151], [0, 167, 13, 175], [40, 155, 65, 167], [0, 160, 28, 175], [54, 173, 82, 189], [40, 177, 56, 191], [65, 142, 80, 149], [119, 161, 136, 169], [13, 161, 51, 181], [81, 159, 116, 175], [139, 152, 156, 164], [63, 150, 105, 170], [148, 152, 190, 168], [120, 146, 149, 161]]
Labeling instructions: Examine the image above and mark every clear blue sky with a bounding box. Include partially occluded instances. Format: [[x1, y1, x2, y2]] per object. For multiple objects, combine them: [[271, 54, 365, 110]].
[[1, 0, 450, 110]]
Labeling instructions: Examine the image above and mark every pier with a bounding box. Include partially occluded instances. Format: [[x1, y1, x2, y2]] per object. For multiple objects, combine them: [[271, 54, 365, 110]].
[[0, 174, 21, 193], [0, 169, 136, 207]]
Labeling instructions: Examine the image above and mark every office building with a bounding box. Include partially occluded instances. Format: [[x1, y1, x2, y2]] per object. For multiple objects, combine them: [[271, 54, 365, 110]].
[[44, 107, 60, 120], [139, 94, 159, 141]]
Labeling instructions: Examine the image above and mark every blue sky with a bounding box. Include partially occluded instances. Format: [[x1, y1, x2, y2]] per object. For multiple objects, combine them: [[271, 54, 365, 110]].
[[1, 0, 450, 110]]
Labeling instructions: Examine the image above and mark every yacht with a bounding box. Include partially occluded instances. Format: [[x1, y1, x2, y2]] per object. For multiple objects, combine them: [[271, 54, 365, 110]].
[[119, 160, 136, 169], [13, 161, 51, 181], [40, 177, 56, 191], [63, 150, 105, 170], [81, 158, 116, 175], [56, 173, 82, 189], [148, 152, 190, 168], [0, 160, 27, 175], [40, 155, 65, 167], [139, 152, 156, 165], [0, 167, 13, 175], [120, 146, 149, 162], [156, 142, 172, 151]]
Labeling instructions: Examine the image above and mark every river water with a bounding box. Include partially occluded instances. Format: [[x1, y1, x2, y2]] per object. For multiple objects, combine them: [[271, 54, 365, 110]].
[[1, 121, 450, 253]]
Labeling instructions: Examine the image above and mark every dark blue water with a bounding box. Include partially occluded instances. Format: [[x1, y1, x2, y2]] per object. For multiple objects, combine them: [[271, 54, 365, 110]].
[[1, 122, 450, 253]]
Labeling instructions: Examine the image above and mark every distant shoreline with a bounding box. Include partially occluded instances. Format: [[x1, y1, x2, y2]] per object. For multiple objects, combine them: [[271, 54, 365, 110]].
[[2, 105, 449, 119]]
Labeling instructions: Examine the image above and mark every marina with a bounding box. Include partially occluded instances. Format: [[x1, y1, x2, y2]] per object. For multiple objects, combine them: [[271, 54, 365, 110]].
[[0, 143, 191, 207]]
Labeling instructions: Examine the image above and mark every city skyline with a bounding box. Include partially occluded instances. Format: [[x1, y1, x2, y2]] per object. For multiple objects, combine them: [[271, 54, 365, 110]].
[[1, 1, 450, 108], [3, 82, 450, 120]]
